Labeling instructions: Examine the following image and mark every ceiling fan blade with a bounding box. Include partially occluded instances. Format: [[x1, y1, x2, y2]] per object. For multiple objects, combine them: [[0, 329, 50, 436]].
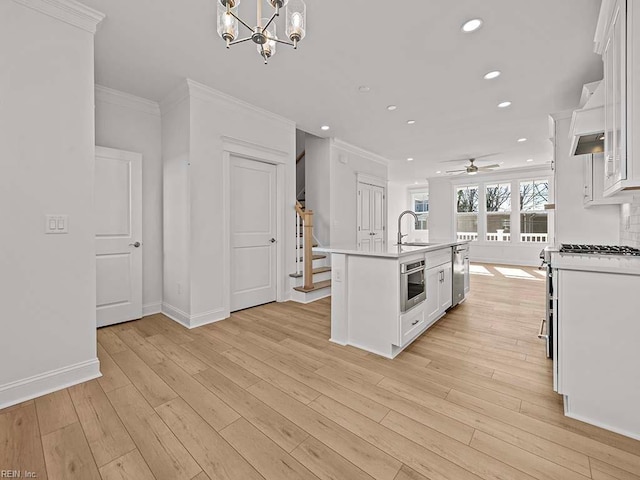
[[439, 152, 500, 164], [445, 168, 467, 173], [473, 153, 500, 160], [478, 164, 500, 170]]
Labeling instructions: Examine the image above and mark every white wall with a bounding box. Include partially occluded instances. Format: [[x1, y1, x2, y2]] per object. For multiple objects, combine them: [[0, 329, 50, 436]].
[[552, 113, 620, 244], [305, 137, 389, 247], [305, 135, 331, 246], [0, 0, 103, 408], [162, 80, 296, 326], [95, 87, 163, 315], [161, 91, 191, 318], [330, 141, 388, 246]]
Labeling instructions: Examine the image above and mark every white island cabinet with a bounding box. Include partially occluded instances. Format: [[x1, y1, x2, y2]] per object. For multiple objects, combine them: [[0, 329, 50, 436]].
[[316, 241, 469, 358]]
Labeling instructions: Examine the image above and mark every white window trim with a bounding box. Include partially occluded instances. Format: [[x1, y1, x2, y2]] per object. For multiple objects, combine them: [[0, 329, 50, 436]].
[[408, 188, 430, 233], [451, 176, 553, 246]]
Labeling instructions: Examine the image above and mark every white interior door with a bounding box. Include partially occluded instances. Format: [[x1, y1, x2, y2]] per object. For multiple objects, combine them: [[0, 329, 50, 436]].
[[230, 156, 277, 312], [357, 182, 385, 251], [95, 147, 143, 328]]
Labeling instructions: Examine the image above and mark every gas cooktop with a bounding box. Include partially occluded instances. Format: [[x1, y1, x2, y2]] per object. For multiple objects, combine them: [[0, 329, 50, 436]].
[[560, 244, 640, 256]]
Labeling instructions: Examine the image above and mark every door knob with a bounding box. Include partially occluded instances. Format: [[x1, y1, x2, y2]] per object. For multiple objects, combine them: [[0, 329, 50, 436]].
[[129, 242, 141, 248], [270, 238, 276, 243]]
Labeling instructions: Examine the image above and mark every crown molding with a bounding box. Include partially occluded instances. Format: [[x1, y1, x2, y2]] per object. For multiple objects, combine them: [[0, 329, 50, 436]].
[[331, 138, 391, 167], [95, 85, 161, 117], [13, 0, 105, 34], [185, 79, 296, 128]]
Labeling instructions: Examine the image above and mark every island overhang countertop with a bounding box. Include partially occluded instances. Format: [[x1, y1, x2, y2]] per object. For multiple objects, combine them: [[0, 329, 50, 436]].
[[315, 239, 471, 259]]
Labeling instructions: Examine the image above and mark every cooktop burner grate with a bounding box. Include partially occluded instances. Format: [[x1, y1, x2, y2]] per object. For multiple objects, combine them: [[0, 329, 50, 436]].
[[560, 244, 640, 256]]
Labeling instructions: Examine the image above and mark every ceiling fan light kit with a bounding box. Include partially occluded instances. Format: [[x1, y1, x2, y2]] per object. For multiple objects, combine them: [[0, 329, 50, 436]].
[[217, 0, 306, 64]]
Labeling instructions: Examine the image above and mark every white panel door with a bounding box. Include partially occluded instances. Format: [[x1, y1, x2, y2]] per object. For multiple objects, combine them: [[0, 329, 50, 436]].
[[230, 156, 277, 312], [357, 183, 385, 251], [95, 147, 143, 328]]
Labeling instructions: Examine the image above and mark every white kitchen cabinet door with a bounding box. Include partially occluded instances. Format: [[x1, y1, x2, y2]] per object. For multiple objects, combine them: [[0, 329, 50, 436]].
[[425, 267, 441, 324], [95, 147, 143, 328], [439, 263, 453, 312]]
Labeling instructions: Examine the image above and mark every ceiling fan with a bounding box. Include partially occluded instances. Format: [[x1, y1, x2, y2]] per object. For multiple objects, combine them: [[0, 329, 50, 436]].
[[442, 154, 501, 176]]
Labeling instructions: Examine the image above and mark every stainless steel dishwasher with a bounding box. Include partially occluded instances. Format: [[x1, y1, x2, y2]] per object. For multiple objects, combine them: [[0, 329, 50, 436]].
[[452, 244, 469, 307]]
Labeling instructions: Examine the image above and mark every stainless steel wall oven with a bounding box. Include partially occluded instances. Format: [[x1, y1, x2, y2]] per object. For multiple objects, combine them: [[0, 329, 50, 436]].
[[400, 259, 426, 312]]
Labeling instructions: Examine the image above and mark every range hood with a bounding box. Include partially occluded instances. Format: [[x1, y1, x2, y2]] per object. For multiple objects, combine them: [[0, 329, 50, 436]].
[[569, 81, 605, 156]]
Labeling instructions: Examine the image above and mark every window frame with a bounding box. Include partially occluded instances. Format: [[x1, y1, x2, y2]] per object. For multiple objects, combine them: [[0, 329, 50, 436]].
[[456, 184, 480, 241], [485, 182, 512, 242]]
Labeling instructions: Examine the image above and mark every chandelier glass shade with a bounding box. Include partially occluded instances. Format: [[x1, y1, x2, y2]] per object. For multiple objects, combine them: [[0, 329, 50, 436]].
[[216, 0, 306, 63]]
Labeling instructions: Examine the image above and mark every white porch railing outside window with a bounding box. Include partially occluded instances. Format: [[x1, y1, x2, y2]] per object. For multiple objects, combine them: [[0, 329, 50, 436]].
[[457, 232, 548, 243], [520, 233, 548, 243], [457, 232, 479, 241], [486, 231, 511, 242]]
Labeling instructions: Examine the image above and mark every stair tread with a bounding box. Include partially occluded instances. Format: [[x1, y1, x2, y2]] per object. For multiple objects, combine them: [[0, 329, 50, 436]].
[[293, 280, 332, 293], [289, 267, 330, 278], [298, 254, 326, 261], [313, 267, 331, 274]]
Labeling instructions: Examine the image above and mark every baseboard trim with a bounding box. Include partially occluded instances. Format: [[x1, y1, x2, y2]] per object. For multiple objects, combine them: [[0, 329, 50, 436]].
[[143, 302, 162, 317], [0, 358, 101, 410], [564, 410, 640, 441], [161, 303, 228, 329], [161, 303, 190, 328], [189, 308, 228, 329]]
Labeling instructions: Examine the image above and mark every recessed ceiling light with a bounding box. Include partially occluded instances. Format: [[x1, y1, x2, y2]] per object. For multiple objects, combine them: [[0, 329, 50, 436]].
[[407, 120, 416, 125], [436, 171, 442, 174], [407, 157, 414, 162], [414, 181, 419, 185], [462, 18, 483, 33], [517, 138, 527, 143], [358, 86, 371, 93], [526, 158, 534, 163], [321, 125, 330, 131], [387, 105, 398, 111], [498, 101, 512, 108], [484, 70, 501, 80]]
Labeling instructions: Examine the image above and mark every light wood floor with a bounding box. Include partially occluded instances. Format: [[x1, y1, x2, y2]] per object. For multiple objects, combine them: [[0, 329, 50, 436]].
[[2, 264, 640, 480]]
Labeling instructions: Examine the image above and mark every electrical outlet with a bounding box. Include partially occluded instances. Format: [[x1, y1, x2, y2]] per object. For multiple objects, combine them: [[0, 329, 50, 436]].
[[335, 269, 342, 282]]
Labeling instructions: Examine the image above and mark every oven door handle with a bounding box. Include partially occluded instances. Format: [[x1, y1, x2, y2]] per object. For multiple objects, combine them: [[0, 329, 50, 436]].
[[537, 319, 548, 339]]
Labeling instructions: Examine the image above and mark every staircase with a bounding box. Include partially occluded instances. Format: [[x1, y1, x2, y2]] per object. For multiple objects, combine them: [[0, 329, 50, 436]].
[[290, 201, 332, 303]]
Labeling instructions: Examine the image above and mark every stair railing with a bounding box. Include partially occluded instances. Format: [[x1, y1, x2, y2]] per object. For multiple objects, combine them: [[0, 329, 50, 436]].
[[295, 201, 314, 290]]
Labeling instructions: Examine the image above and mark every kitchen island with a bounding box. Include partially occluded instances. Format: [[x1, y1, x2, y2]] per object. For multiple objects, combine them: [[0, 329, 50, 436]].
[[315, 241, 470, 358]]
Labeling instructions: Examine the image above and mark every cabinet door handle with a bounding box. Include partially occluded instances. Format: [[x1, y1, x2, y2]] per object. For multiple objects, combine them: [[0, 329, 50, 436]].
[[411, 320, 419, 326]]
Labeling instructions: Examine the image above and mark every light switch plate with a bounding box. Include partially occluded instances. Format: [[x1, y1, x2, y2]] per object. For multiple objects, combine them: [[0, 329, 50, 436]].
[[45, 215, 69, 234]]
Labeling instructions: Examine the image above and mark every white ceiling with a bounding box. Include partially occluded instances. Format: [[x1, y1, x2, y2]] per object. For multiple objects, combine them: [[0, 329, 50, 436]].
[[83, 0, 604, 182]]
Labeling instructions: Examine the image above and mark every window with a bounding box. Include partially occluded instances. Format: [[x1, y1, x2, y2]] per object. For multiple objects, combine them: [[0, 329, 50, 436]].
[[520, 180, 549, 243], [456, 185, 478, 241], [411, 192, 429, 231], [486, 183, 511, 241]]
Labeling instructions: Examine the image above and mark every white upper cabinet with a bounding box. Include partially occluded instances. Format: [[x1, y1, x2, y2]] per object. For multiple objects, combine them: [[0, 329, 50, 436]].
[[597, 0, 640, 196]]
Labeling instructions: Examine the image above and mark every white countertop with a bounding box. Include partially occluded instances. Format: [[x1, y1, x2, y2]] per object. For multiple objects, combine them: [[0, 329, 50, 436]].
[[550, 250, 640, 275], [315, 240, 470, 259]]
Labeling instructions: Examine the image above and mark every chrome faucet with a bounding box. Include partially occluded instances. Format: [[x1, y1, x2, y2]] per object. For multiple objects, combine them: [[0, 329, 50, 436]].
[[397, 210, 419, 245]]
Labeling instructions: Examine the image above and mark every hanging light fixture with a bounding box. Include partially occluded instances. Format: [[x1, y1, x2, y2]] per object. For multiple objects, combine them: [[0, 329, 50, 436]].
[[216, 0, 307, 64]]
